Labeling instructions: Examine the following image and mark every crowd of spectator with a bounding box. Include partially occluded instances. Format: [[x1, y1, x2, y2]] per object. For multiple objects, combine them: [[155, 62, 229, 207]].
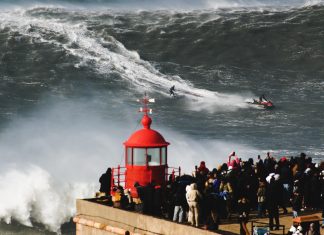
[[99, 152, 324, 235]]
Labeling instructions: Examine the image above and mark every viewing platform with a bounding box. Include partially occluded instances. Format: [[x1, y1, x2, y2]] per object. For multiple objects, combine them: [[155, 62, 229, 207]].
[[74, 199, 222, 235], [74, 199, 322, 235]]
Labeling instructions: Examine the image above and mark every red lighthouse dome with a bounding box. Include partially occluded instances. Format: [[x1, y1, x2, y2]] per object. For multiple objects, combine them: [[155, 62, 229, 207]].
[[124, 114, 169, 148]]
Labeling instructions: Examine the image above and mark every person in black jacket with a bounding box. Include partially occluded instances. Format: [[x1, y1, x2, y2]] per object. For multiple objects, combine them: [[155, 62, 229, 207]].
[[266, 176, 280, 230], [144, 183, 155, 215], [172, 183, 186, 223], [279, 159, 292, 210], [153, 184, 163, 217], [134, 182, 146, 213], [310, 171, 321, 209], [99, 167, 112, 196]]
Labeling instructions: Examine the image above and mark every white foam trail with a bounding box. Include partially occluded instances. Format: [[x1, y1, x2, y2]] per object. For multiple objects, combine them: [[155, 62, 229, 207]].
[[0, 7, 251, 112], [205, 0, 264, 8]]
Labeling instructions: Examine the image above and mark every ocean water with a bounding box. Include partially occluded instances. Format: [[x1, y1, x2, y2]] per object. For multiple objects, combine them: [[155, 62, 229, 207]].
[[0, 0, 323, 234]]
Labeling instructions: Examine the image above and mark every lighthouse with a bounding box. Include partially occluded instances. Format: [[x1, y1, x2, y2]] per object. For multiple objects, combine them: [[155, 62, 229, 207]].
[[112, 94, 175, 197]]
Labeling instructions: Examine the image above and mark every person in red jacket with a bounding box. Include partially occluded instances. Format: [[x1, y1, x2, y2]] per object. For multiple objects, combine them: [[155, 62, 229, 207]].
[[197, 161, 209, 176]]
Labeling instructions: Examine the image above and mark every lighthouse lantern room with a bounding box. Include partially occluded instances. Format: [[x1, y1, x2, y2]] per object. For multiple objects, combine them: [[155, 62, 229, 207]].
[[117, 94, 173, 196]]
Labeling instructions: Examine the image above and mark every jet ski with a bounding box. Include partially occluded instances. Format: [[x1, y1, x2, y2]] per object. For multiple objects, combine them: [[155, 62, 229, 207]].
[[247, 99, 274, 109]]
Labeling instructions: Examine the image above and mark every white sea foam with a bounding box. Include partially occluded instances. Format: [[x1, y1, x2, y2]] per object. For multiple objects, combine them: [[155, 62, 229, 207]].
[[0, 100, 125, 233], [303, 0, 324, 6], [0, 7, 252, 112], [0, 166, 95, 233]]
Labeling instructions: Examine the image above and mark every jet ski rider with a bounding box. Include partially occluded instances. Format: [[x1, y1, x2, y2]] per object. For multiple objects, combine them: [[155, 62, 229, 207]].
[[259, 94, 267, 103]]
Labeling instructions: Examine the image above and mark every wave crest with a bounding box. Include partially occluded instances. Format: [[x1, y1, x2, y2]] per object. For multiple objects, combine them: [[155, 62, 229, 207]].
[[0, 165, 95, 233]]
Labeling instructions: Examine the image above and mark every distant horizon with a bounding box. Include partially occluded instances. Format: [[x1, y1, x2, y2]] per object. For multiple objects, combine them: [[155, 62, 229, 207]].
[[0, 0, 320, 11]]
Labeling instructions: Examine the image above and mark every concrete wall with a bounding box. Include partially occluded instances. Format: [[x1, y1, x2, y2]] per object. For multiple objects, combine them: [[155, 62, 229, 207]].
[[76, 223, 116, 235], [75, 199, 222, 235]]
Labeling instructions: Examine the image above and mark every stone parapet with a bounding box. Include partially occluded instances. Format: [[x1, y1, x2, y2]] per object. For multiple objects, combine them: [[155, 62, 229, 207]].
[[75, 199, 222, 235]]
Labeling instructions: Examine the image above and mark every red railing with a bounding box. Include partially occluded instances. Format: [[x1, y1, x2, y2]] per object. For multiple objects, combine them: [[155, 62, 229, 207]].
[[111, 165, 126, 189], [111, 165, 181, 192], [166, 166, 181, 182]]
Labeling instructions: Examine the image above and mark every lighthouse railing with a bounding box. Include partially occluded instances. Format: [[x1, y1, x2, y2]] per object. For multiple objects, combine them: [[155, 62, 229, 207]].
[[166, 166, 181, 182], [111, 165, 127, 190]]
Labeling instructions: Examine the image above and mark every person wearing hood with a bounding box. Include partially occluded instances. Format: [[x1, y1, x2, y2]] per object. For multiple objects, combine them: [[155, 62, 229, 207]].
[[186, 183, 202, 227], [99, 167, 112, 196], [197, 161, 210, 177], [185, 185, 193, 225]]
